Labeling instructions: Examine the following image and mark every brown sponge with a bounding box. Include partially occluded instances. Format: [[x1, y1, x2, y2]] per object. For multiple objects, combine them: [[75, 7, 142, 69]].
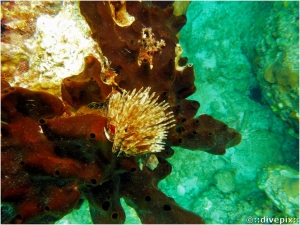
[[1, 1, 241, 224]]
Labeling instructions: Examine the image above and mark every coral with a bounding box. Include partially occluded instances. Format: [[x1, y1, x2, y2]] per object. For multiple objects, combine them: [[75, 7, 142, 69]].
[[244, 1, 299, 134], [263, 51, 298, 93], [1, 1, 62, 84], [1, 1, 61, 43], [1, 2, 103, 95], [1, 1, 241, 224], [258, 165, 299, 217], [214, 170, 236, 193]]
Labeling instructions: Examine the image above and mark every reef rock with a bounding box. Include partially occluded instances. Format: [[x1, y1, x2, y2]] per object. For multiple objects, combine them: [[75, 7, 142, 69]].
[[1, 1, 62, 85], [214, 170, 236, 194], [258, 165, 299, 217], [243, 1, 299, 135]]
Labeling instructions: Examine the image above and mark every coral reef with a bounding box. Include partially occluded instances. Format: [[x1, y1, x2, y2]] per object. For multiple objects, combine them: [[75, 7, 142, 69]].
[[214, 170, 236, 194], [258, 165, 299, 218], [164, 2, 298, 223], [1, 2, 102, 95], [1, 1, 241, 224], [1, 1, 61, 40], [1, 1, 62, 84], [243, 1, 299, 135], [78, 1, 241, 154]]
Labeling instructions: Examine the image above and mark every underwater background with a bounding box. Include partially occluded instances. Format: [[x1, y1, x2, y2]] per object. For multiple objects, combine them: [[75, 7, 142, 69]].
[[54, 1, 299, 224], [1, 1, 299, 224], [160, 1, 299, 224]]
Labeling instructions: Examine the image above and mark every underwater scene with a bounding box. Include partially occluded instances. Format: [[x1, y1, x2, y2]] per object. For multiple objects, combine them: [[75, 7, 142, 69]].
[[1, 1, 299, 224]]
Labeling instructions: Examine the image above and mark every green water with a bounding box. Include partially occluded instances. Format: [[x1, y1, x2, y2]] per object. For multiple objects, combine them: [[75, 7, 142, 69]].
[[161, 1, 299, 223], [55, 1, 299, 224]]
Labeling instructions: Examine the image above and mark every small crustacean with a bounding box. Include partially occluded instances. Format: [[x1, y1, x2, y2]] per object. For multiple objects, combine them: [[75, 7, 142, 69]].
[[138, 28, 166, 69]]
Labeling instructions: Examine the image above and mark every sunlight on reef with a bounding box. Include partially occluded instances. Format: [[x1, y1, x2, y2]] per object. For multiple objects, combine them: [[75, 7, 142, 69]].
[[1, 2, 103, 96]]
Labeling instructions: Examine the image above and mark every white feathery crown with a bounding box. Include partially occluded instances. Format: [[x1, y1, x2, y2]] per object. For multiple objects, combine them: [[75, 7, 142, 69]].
[[105, 87, 175, 156]]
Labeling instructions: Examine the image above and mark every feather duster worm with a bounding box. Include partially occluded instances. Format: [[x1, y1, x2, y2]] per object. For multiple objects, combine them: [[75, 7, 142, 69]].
[[104, 87, 175, 156]]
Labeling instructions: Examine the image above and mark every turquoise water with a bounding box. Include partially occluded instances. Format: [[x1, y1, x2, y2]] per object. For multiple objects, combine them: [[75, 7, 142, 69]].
[[54, 2, 299, 224], [161, 2, 299, 223], [3, 1, 299, 224], [162, 2, 299, 223]]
